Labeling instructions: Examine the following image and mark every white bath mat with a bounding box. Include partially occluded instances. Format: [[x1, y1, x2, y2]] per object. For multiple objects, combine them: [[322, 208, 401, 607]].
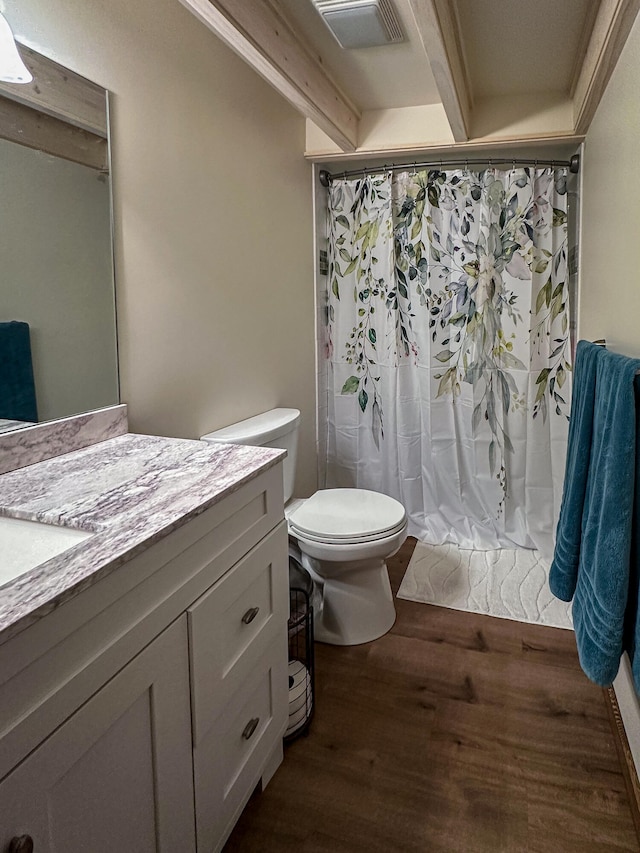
[[397, 541, 573, 630]]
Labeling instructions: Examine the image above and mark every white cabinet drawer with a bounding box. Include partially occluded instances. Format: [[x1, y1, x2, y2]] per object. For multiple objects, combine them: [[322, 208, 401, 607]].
[[193, 638, 288, 853], [188, 521, 288, 744]]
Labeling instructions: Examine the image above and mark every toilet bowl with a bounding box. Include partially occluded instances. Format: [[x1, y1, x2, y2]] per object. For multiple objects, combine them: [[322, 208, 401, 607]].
[[287, 488, 406, 644], [201, 409, 407, 645]]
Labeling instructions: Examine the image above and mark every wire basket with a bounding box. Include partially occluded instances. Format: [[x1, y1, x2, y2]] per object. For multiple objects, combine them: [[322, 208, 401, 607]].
[[285, 558, 315, 740]]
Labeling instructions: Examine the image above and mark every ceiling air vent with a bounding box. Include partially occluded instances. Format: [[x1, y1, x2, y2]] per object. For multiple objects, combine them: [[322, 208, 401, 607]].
[[311, 0, 404, 49]]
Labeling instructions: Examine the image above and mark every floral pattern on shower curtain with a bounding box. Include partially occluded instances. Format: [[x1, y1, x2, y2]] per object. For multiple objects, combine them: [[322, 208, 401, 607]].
[[324, 167, 572, 559]]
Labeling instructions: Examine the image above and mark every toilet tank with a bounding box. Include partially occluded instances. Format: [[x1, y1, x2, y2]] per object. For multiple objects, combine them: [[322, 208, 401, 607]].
[[201, 408, 300, 503]]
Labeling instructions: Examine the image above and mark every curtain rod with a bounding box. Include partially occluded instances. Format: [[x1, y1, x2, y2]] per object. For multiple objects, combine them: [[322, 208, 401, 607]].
[[318, 153, 580, 187]]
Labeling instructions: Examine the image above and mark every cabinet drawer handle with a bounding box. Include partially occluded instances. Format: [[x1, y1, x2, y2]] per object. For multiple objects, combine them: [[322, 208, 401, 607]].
[[242, 717, 260, 740], [8, 837, 34, 853], [241, 606, 260, 625]]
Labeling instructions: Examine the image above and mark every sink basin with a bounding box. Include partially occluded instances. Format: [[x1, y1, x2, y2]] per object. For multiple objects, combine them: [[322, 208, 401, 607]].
[[0, 516, 93, 587]]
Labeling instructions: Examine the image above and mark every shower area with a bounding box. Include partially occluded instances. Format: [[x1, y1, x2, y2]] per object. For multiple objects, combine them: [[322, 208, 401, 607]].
[[315, 157, 580, 626]]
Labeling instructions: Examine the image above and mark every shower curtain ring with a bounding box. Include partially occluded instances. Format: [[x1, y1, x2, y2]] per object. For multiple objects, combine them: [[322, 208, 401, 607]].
[[412, 161, 417, 177]]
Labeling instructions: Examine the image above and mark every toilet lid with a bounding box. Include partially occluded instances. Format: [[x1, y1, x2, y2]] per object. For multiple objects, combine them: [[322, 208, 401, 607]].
[[287, 489, 406, 544]]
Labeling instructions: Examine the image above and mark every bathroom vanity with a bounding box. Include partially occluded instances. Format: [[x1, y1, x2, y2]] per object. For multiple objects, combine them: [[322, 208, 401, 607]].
[[0, 414, 289, 853]]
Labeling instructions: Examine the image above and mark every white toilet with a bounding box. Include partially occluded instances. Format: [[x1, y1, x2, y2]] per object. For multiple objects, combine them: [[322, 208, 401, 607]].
[[201, 408, 407, 645]]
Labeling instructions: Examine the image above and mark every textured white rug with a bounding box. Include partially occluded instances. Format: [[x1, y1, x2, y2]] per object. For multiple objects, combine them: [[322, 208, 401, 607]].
[[397, 541, 573, 630]]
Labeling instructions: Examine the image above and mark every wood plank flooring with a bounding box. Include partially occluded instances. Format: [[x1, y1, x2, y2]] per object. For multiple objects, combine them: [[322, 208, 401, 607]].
[[224, 539, 639, 852]]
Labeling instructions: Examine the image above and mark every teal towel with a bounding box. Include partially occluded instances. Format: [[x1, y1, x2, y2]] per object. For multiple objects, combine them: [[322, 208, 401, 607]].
[[625, 383, 640, 691], [549, 340, 600, 600], [550, 340, 640, 687], [0, 321, 38, 422]]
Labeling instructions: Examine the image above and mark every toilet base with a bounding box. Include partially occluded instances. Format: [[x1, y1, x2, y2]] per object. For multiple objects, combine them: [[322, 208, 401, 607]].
[[300, 555, 396, 645]]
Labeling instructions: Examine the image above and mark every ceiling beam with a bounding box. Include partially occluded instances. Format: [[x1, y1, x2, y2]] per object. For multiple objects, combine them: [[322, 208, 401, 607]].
[[178, 0, 359, 152], [0, 97, 108, 171], [407, 0, 472, 142], [0, 44, 107, 138], [573, 0, 640, 135]]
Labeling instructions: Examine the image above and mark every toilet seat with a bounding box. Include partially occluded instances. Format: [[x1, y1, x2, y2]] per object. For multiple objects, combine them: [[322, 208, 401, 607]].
[[287, 488, 406, 545]]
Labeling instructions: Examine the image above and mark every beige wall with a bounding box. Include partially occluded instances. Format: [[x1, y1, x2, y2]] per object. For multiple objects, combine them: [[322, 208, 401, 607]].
[[580, 12, 640, 773], [580, 13, 640, 357], [6, 0, 317, 496]]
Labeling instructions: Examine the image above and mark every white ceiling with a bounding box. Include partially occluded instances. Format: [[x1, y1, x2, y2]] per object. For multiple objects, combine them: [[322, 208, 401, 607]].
[[280, 0, 597, 111], [278, 0, 441, 110], [457, 0, 595, 99], [180, 0, 637, 155]]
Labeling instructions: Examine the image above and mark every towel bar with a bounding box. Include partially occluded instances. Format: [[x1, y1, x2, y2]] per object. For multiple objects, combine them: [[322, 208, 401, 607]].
[[592, 339, 640, 374]]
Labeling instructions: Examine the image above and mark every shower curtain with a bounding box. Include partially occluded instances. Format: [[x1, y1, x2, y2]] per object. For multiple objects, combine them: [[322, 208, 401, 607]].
[[324, 166, 572, 559]]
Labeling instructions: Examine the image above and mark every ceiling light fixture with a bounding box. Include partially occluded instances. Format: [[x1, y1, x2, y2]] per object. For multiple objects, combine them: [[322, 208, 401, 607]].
[[311, 0, 404, 49], [0, 13, 32, 83]]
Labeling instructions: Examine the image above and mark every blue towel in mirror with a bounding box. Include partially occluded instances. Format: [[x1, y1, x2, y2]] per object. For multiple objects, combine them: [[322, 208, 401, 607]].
[[551, 340, 640, 687], [0, 320, 38, 423]]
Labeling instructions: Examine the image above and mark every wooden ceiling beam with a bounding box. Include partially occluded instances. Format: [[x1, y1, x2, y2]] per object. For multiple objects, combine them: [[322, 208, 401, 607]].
[[0, 97, 108, 171], [407, 0, 472, 142], [179, 0, 360, 152], [573, 0, 640, 135], [0, 44, 107, 138]]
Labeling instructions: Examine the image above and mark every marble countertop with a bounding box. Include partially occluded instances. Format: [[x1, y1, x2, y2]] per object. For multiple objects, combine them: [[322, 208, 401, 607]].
[[0, 433, 284, 644], [0, 419, 33, 434]]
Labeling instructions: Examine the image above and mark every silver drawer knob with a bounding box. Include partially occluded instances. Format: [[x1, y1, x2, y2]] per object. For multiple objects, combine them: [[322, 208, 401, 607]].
[[242, 717, 260, 740], [241, 606, 260, 624]]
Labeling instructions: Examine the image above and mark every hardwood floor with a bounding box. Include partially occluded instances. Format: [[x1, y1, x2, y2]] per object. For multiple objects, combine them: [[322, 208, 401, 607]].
[[224, 539, 640, 852]]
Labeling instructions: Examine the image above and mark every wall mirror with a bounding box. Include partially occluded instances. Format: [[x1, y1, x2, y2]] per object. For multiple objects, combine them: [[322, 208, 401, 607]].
[[0, 43, 118, 434]]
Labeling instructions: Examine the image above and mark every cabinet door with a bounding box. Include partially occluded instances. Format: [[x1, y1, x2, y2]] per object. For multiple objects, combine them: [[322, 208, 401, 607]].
[[0, 617, 195, 853]]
